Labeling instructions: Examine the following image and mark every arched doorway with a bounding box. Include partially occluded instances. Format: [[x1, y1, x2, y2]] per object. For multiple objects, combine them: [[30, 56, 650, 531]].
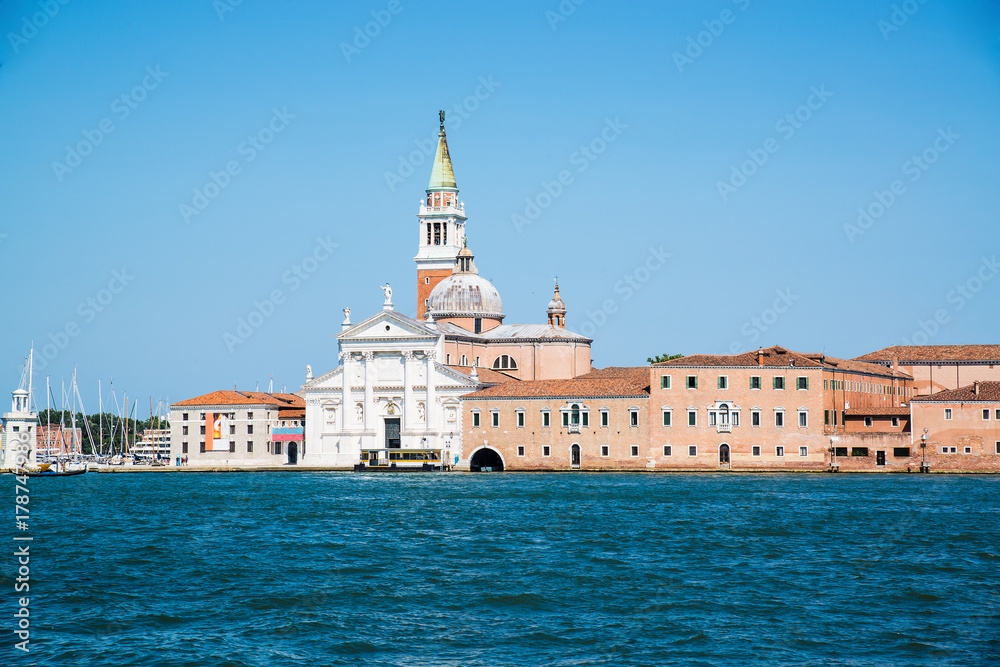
[[287, 442, 298, 465], [571, 444, 581, 468], [470, 447, 504, 472], [719, 443, 730, 466]]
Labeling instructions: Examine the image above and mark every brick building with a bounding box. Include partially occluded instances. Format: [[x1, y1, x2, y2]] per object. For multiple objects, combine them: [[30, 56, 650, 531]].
[[853, 345, 1000, 395], [909, 381, 1000, 471]]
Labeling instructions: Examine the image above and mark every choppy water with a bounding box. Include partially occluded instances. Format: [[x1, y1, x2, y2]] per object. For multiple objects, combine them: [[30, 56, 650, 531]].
[[3, 472, 998, 666]]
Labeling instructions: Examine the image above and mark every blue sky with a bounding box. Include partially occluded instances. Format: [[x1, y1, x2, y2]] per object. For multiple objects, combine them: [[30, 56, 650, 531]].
[[1, 0, 998, 410]]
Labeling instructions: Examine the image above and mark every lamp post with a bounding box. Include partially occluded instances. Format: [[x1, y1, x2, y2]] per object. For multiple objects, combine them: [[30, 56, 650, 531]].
[[920, 428, 929, 473], [830, 436, 840, 471]]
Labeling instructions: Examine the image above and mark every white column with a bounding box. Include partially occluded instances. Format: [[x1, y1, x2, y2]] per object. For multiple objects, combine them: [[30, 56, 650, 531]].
[[340, 351, 352, 428], [425, 350, 437, 439], [402, 351, 413, 433], [363, 352, 375, 433]]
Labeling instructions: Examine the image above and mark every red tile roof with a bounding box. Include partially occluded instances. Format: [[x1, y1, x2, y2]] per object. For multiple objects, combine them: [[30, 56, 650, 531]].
[[844, 407, 911, 416], [463, 376, 649, 399], [854, 345, 1000, 363], [653, 346, 909, 378], [911, 381, 1000, 402], [576, 366, 650, 382], [172, 391, 303, 408]]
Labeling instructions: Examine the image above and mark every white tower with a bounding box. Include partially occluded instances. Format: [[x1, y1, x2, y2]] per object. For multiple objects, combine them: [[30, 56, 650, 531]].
[[2, 354, 38, 471], [415, 110, 467, 319]]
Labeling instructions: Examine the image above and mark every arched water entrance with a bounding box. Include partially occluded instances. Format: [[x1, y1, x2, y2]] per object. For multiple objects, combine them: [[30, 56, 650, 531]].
[[571, 443, 581, 468], [470, 447, 504, 472], [719, 443, 730, 466], [287, 442, 298, 465]]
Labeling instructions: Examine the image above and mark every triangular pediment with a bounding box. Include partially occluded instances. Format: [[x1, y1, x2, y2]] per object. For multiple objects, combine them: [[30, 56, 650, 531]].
[[301, 365, 343, 391], [338, 310, 438, 342]]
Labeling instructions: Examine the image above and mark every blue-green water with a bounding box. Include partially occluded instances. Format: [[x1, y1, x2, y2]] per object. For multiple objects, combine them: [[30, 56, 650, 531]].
[[4, 472, 998, 666]]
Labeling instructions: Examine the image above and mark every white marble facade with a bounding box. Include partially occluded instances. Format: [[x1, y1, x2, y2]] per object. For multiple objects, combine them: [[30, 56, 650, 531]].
[[301, 302, 480, 467]]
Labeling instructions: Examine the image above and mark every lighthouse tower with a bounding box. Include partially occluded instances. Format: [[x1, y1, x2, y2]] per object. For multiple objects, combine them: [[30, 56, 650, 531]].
[[415, 111, 467, 319], [2, 354, 37, 471]]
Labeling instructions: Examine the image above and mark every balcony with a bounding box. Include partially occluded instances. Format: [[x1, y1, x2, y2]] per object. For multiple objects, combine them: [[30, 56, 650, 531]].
[[717, 423, 732, 433], [567, 424, 581, 434]]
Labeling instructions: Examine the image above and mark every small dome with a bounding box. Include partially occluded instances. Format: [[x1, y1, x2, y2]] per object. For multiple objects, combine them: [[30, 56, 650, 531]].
[[547, 282, 566, 313], [428, 274, 504, 319]]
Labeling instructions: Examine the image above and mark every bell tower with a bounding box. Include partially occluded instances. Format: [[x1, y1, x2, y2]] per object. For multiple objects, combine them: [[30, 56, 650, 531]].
[[415, 111, 466, 319], [547, 280, 567, 328]]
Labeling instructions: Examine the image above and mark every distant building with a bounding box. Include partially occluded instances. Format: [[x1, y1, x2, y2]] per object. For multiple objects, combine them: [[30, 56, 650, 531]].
[[36, 424, 83, 459], [854, 345, 1000, 395], [910, 381, 1000, 471], [169, 391, 304, 466]]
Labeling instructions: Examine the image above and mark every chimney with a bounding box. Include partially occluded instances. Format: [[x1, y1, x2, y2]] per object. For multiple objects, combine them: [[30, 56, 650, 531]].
[[974, 380, 980, 397], [757, 348, 764, 366], [892, 355, 899, 373]]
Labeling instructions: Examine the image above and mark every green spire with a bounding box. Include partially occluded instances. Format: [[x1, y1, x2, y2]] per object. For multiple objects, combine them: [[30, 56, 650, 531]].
[[428, 110, 457, 191]]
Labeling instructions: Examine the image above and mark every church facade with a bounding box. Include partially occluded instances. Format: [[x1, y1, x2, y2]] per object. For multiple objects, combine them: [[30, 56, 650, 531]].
[[299, 115, 592, 468]]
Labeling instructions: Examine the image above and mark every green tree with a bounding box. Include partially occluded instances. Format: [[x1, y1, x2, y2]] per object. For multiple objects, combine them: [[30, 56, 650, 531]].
[[647, 353, 684, 364]]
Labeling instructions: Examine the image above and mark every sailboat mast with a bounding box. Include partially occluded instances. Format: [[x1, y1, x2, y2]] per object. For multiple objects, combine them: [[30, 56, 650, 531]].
[[98, 380, 103, 458]]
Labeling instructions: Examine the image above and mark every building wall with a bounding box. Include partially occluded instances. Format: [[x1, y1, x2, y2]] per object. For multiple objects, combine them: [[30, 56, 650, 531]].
[[899, 363, 1000, 395], [649, 366, 829, 470], [443, 340, 591, 381], [910, 400, 1000, 472], [461, 396, 649, 470], [169, 405, 291, 466], [416, 268, 454, 319]]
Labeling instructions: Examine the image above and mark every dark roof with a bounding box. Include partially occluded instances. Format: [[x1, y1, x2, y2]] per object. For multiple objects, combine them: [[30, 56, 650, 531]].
[[911, 381, 1000, 402], [854, 345, 1000, 363]]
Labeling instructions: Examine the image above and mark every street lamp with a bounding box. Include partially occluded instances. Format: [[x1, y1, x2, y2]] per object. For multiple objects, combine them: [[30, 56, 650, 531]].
[[920, 427, 929, 473]]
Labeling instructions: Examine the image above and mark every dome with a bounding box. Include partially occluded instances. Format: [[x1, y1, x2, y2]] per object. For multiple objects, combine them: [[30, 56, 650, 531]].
[[547, 282, 566, 313], [428, 273, 504, 319]]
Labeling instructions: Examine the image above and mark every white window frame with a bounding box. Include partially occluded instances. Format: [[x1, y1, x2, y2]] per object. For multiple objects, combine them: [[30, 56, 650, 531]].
[[686, 375, 697, 389], [752, 445, 761, 456], [660, 375, 671, 389], [541, 409, 550, 428], [688, 445, 697, 457], [751, 409, 761, 427], [600, 409, 609, 427], [516, 445, 525, 457], [543, 445, 551, 457], [774, 409, 785, 428], [491, 410, 499, 428], [718, 375, 728, 390], [629, 407, 639, 428], [776, 446, 785, 457], [688, 409, 697, 427], [630, 445, 639, 457], [799, 446, 808, 457], [944, 408, 953, 420], [662, 408, 672, 427], [798, 410, 808, 428], [601, 445, 609, 457], [516, 409, 525, 428], [472, 410, 481, 428]]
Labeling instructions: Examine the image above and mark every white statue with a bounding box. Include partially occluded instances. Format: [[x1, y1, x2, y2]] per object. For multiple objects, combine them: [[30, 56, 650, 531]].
[[417, 402, 425, 421], [356, 403, 364, 421], [306, 364, 312, 379], [342, 307, 351, 325], [379, 283, 392, 304]]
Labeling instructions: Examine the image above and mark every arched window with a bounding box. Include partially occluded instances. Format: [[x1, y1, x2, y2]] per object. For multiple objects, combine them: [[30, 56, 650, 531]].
[[492, 355, 518, 370], [571, 404, 580, 426], [460, 354, 468, 366]]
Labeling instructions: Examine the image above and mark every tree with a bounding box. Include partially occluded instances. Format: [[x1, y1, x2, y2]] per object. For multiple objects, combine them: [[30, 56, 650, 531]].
[[647, 353, 684, 364]]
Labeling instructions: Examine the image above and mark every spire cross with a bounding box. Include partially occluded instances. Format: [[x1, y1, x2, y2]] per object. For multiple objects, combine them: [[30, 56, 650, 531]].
[[439, 109, 445, 129]]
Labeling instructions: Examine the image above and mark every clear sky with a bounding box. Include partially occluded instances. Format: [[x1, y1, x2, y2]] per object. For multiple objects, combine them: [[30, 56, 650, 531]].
[[2, 0, 998, 411]]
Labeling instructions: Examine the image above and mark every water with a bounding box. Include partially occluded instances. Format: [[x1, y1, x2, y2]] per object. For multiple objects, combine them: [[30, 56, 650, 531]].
[[4, 472, 998, 666]]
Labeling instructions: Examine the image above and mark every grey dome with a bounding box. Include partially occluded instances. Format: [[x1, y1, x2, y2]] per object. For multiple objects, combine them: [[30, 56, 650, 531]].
[[428, 273, 504, 319]]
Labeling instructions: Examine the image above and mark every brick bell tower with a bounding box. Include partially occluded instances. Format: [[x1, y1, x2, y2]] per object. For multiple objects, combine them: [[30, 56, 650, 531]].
[[415, 111, 467, 319]]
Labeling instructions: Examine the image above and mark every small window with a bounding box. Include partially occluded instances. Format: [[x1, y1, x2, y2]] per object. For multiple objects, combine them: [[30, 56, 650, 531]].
[[562, 412, 570, 427], [752, 445, 761, 456], [247, 441, 253, 453], [516, 412, 525, 428], [824, 410, 830, 426], [629, 410, 638, 427], [274, 442, 282, 455], [663, 445, 672, 456], [492, 355, 518, 370], [864, 417, 872, 427], [851, 447, 869, 457], [751, 410, 761, 427], [182, 442, 189, 454], [543, 446, 551, 457], [893, 447, 910, 457], [686, 375, 697, 389], [799, 446, 808, 457], [661, 375, 671, 389], [984, 409, 991, 421], [773, 376, 785, 390], [798, 412, 807, 428], [182, 425, 189, 435], [182, 413, 189, 421], [775, 446, 784, 457], [775, 412, 784, 428], [718, 376, 728, 389], [425, 277, 430, 284], [688, 445, 697, 456], [491, 412, 499, 428], [200, 425, 206, 435], [995, 441, 1000, 454], [630, 446, 639, 457], [460, 355, 468, 366], [247, 424, 253, 434], [542, 411, 550, 427], [891, 417, 899, 427], [517, 446, 525, 457], [582, 412, 590, 427], [600, 410, 609, 427], [750, 376, 761, 390], [472, 411, 481, 428], [688, 410, 697, 427], [601, 445, 609, 457], [944, 408, 952, 420], [834, 447, 848, 457], [996, 410, 1000, 420], [247, 412, 253, 420], [797, 377, 808, 390], [964, 446, 972, 454], [662, 410, 672, 427]]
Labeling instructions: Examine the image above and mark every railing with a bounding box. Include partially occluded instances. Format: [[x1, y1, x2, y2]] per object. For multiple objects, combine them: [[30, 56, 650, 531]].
[[717, 423, 732, 433], [567, 424, 581, 434]]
